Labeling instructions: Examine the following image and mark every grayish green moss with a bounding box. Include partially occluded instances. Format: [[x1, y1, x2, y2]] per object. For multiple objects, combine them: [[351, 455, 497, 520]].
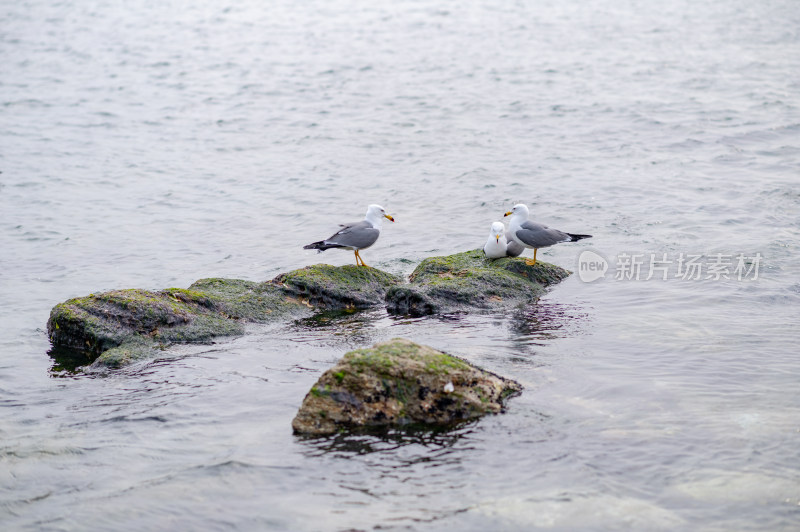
[[46, 251, 570, 369], [47, 279, 311, 369], [385, 249, 570, 315], [92, 338, 160, 369], [292, 338, 522, 436], [273, 264, 401, 309]]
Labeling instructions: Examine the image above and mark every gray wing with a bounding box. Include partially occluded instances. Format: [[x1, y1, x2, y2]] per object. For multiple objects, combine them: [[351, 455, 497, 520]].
[[325, 220, 380, 249], [505, 231, 525, 257], [515, 220, 571, 248]]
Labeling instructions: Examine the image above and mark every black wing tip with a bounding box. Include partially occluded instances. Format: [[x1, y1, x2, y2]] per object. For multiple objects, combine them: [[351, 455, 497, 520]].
[[568, 233, 592, 241], [304, 241, 347, 251]]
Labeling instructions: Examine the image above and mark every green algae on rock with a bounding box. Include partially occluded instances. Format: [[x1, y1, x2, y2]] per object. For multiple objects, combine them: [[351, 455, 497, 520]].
[[385, 249, 570, 316], [273, 264, 401, 309], [46, 254, 569, 369], [291, 338, 522, 436], [186, 278, 307, 320], [46, 265, 401, 369], [47, 279, 311, 369], [47, 288, 220, 355]]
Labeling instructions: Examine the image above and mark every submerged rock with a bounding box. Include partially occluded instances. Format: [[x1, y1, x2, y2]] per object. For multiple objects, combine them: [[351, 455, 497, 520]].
[[47, 266, 401, 369], [291, 338, 522, 436], [385, 249, 570, 316], [47, 252, 570, 368], [48, 288, 235, 352], [47, 278, 313, 368]]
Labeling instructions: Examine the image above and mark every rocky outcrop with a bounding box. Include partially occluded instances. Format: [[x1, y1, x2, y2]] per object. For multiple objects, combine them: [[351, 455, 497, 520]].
[[385, 250, 570, 316], [47, 279, 311, 368], [47, 266, 404, 368], [291, 338, 522, 436], [47, 252, 569, 368]]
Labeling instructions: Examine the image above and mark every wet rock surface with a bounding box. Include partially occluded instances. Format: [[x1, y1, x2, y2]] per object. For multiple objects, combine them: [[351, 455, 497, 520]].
[[47, 279, 309, 368], [47, 253, 570, 368], [291, 338, 522, 436], [385, 249, 571, 316], [272, 264, 401, 309]]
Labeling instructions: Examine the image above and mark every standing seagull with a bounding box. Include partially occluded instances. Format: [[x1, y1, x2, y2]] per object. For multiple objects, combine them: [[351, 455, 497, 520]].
[[303, 204, 395, 267], [504, 203, 591, 265], [483, 222, 524, 258]]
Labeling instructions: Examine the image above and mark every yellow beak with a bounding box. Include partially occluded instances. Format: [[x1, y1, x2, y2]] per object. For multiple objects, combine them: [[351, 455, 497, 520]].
[[384, 214, 395, 222], [495, 235, 500, 242], [504, 211, 512, 217]]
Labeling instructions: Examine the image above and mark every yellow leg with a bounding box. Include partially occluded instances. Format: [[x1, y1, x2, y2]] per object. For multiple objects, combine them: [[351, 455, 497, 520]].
[[353, 250, 362, 266], [525, 249, 538, 266], [355, 250, 368, 267]]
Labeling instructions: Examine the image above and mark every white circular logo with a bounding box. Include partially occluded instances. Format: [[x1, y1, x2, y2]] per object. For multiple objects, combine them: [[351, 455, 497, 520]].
[[577, 250, 608, 282]]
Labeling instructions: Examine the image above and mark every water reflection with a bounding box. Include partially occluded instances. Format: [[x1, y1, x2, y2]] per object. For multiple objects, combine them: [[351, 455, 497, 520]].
[[295, 309, 368, 328], [48, 345, 96, 376], [293, 308, 383, 334], [284, 309, 382, 358], [508, 302, 591, 347], [297, 423, 476, 458]]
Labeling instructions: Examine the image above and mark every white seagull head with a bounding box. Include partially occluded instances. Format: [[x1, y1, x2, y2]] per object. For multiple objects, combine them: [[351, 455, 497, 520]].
[[365, 204, 395, 226], [504, 203, 529, 220], [490, 221, 505, 242]]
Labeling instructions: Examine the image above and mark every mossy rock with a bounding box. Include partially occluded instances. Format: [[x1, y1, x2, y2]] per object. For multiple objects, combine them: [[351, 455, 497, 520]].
[[47, 288, 201, 356], [385, 249, 570, 316], [91, 338, 160, 369], [292, 338, 522, 436], [47, 279, 311, 369], [46, 254, 570, 369], [46, 265, 401, 369], [273, 264, 401, 309]]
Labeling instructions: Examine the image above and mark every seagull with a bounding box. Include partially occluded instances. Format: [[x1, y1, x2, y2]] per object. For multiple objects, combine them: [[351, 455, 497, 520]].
[[504, 203, 591, 265], [483, 222, 524, 259], [303, 204, 395, 267]]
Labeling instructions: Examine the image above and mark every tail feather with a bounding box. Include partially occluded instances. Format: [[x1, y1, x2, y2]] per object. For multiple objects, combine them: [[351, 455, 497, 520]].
[[567, 233, 592, 242]]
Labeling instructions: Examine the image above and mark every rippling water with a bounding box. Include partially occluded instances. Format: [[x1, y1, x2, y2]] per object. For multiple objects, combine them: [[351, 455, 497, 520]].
[[2, 0, 799, 530]]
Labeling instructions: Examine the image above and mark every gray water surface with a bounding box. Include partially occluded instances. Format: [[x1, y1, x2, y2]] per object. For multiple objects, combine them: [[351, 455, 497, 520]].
[[2, 0, 799, 530]]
